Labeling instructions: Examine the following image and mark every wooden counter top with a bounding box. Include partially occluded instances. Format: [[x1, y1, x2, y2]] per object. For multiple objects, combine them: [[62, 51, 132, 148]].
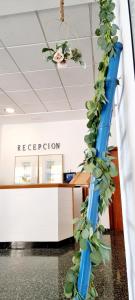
[[0, 183, 75, 190]]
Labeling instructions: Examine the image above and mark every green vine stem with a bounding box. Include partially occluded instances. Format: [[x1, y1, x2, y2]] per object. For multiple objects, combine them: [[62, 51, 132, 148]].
[[64, 0, 119, 299]]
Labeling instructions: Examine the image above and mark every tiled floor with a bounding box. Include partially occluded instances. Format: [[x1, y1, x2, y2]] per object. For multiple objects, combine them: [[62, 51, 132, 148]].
[[0, 233, 128, 300]]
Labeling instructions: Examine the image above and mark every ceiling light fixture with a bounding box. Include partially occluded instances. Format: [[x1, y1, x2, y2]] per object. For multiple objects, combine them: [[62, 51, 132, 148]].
[[5, 107, 15, 114]]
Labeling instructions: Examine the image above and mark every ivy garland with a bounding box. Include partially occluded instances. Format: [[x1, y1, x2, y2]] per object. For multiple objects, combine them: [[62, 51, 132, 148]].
[[64, 0, 119, 299]]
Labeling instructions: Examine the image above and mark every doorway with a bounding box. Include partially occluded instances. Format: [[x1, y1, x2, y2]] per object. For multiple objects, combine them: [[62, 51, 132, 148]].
[[109, 147, 123, 232]]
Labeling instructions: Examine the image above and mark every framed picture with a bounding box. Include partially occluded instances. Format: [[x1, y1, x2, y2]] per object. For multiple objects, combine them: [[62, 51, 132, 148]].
[[39, 154, 63, 184], [14, 156, 38, 184]]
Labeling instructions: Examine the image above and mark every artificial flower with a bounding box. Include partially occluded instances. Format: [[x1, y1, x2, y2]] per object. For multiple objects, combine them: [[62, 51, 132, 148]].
[[42, 41, 84, 67], [53, 48, 64, 63]]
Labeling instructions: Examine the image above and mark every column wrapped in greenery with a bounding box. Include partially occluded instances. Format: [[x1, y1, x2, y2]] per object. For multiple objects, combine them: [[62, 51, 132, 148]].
[[64, 0, 119, 299]]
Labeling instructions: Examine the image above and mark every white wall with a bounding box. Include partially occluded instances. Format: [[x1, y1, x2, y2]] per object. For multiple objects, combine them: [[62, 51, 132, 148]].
[[0, 120, 85, 184], [0, 125, 2, 183], [115, 0, 135, 299], [0, 118, 116, 185]]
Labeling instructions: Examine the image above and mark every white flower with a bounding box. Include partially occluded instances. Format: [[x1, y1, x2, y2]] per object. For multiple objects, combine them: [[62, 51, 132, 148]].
[[53, 48, 64, 63]]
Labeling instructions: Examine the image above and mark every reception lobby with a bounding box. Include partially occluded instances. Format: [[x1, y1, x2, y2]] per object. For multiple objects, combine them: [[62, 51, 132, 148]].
[[0, 0, 135, 299]]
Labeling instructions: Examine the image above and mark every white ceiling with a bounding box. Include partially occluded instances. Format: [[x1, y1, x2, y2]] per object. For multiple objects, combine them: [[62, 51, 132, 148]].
[[0, 0, 95, 16], [0, 1, 103, 124]]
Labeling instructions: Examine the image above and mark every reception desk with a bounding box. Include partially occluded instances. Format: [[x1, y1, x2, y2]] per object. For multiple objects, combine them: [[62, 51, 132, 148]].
[[0, 184, 75, 243]]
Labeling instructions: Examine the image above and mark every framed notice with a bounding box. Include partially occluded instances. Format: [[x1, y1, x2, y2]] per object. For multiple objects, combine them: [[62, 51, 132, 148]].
[[39, 154, 63, 184], [14, 156, 38, 184]]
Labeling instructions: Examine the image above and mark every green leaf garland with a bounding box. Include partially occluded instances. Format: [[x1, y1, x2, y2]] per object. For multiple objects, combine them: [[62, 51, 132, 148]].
[[64, 0, 119, 299]]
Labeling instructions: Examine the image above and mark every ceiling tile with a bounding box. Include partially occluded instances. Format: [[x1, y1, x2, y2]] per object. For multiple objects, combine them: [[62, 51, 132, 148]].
[[70, 99, 87, 110], [24, 69, 62, 89], [59, 66, 93, 86], [94, 64, 99, 82], [0, 92, 23, 114], [65, 85, 94, 102], [0, 3, 99, 121], [39, 4, 91, 42], [0, 48, 18, 74], [0, 41, 4, 48], [0, 109, 87, 125], [0, 73, 30, 91], [49, 37, 92, 68], [0, 12, 44, 46], [0, 92, 15, 106], [91, 2, 100, 35], [6, 90, 44, 105], [92, 37, 103, 64], [8, 43, 55, 72], [35, 87, 67, 102], [19, 103, 46, 113], [45, 100, 70, 111]]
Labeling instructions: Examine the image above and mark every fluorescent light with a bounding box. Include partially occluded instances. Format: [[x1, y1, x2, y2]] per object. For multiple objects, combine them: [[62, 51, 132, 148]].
[[5, 107, 15, 114]]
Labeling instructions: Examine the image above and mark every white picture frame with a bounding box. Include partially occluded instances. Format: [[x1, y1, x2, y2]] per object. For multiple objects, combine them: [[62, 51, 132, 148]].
[[14, 156, 38, 184], [39, 154, 63, 184]]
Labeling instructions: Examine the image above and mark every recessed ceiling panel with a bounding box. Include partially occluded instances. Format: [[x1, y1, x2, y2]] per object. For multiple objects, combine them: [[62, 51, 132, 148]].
[[45, 100, 70, 111], [94, 64, 99, 82], [0, 48, 18, 74], [91, 2, 100, 35], [92, 37, 103, 64], [39, 4, 91, 42], [65, 84, 94, 102], [0, 92, 15, 105], [24, 69, 62, 89], [59, 66, 93, 86], [0, 92, 23, 114], [19, 103, 46, 113], [8, 43, 55, 72], [7, 90, 43, 105], [35, 87, 67, 102], [0, 2, 97, 123], [0, 12, 44, 46], [0, 41, 4, 48], [0, 73, 30, 91], [70, 99, 87, 109], [0, 110, 86, 125]]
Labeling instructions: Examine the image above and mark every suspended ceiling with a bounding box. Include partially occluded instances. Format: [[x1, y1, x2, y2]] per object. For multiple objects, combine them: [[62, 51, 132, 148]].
[[0, 0, 102, 123]]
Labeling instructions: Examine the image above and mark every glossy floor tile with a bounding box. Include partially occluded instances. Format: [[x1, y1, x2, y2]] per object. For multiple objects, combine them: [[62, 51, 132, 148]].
[[0, 233, 128, 300]]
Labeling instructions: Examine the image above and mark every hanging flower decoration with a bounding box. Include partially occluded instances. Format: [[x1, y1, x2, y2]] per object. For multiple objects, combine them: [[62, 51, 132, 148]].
[[42, 41, 85, 68]]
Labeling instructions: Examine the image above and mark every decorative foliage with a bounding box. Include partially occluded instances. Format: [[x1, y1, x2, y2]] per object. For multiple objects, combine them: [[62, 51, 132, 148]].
[[64, 0, 119, 299], [42, 41, 85, 68], [64, 199, 111, 299]]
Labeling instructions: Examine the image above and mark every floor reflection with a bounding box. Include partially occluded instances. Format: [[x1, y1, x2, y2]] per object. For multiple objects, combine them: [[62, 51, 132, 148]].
[[95, 233, 128, 300], [0, 233, 128, 300]]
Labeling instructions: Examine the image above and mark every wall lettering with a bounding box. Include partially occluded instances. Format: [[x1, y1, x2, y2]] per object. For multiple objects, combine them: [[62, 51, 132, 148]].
[[17, 143, 61, 151]]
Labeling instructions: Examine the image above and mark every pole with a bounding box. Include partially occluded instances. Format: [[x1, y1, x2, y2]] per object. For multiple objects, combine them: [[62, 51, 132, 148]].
[[76, 42, 123, 300]]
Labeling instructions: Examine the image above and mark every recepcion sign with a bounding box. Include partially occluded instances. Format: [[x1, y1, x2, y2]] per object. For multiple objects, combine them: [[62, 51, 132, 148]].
[[17, 143, 61, 151]]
